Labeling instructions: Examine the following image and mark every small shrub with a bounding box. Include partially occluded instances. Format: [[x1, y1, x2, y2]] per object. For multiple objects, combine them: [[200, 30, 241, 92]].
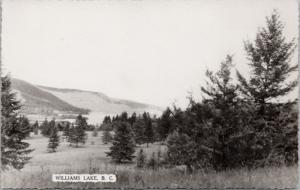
[[92, 129, 98, 137], [136, 149, 146, 168], [33, 128, 38, 135], [147, 152, 158, 170]]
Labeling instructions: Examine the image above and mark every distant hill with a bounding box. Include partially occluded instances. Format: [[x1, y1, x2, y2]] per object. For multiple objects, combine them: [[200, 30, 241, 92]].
[[11, 78, 89, 115], [38, 85, 163, 114], [11, 78, 163, 123]]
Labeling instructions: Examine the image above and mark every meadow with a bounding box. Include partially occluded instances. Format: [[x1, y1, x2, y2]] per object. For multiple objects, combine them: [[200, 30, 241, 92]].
[[1, 131, 298, 189]]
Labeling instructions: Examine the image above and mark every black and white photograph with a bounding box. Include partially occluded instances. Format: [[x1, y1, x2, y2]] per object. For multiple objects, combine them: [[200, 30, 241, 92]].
[[0, 0, 298, 189]]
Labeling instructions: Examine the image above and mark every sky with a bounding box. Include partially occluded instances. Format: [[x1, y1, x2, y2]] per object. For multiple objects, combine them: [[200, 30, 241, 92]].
[[2, 0, 298, 108]]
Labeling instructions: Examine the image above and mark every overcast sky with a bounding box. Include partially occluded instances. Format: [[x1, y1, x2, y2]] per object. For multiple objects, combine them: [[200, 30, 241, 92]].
[[2, 0, 298, 108]]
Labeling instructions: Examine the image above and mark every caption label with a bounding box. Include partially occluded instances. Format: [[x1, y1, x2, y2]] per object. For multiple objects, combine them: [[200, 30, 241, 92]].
[[52, 174, 116, 183]]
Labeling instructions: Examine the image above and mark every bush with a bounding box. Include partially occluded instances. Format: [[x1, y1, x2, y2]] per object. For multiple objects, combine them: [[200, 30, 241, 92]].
[[136, 149, 146, 168]]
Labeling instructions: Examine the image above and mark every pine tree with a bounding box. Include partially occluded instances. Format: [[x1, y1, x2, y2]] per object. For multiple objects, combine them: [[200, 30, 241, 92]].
[[237, 11, 297, 115], [166, 131, 198, 173], [69, 125, 87, 148], [143, 112, 154, 147], [200, 55, 253, 169], [132, 119, 146, 145], [63, 122, 71, 141], [75, 114, 88, 130], [69, 115, 87, 147], [18, 116, 31, 137], [1, 75, 33, 170], [47, 126, 60, 152], [41, 118, 52, 137], [157, 107, 173, 141], [120, 112, 129, 122], [136, 149, 146, 168], [129, 112, 137, 126], [236, 11, 298, 167], [102, 129, 112, 144], [106, 122, 135, 163]]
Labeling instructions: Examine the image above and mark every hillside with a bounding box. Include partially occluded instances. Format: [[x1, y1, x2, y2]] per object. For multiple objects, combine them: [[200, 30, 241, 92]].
[[38, 85, 163, 114], [11, 78, 163, 123], [11, 78, 89, 115]]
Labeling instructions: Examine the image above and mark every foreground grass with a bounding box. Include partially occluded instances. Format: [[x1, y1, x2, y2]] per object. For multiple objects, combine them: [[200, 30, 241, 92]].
[[1, 132, 298, 189], [2, 164, 298, 189]]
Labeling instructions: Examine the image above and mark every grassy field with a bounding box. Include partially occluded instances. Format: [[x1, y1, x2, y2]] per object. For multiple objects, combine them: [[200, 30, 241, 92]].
[[1, 131, 298, 189]]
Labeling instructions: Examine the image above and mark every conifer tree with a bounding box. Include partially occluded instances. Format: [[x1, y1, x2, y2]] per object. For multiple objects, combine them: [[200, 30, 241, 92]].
[[18, 116, 31, 137], [157, 107, 173, 140], [201, 55, 252, 169], [143, 112, 154, 147], [132, 119, 146, 145], [75, 114, 88, 130], [106, 122, 135, 163], [236, 11, 298, 166], [166, 131, 198, 173], [63, 121, 71, 140], [69, 124, 87, 148], [1, 75, 33, 170], [136, 149, 146, 168], [237, 11, 297, 115], [129, 112, 137, 126], [69, 115, 87, 147], [120, 112, 129, 122], [41, 118, 53, 137], [47, 126, 60, 152], [102, 129, 112, 144]]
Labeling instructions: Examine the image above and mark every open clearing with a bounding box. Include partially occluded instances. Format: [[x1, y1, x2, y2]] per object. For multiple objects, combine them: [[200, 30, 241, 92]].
[[1, 131, 298, 189]]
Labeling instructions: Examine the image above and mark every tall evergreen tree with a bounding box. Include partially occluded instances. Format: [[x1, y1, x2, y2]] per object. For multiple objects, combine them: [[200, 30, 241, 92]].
[[62, 121, 71, 140], [69, 115, 87, 147], [69, 125, 87, 148], [129, 112, 137, 126], [18, 116, 31, 137], [120, 112, 129, 122], [106, 122, 135, 163], [236, 11, 298, 166], [157, 107, 173, 140], [1, 75, 33, 170], [237, 11, 297, 115], [201, 55, 253, 169], [143, 112, 154, 147], [132, 119, 146, 145], [47, 126, 60, 152], [103, 116, 112, 124]]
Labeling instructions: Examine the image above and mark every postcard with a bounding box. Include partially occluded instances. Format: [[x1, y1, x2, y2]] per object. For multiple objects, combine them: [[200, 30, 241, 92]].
[[1, 0, 298, 189]]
